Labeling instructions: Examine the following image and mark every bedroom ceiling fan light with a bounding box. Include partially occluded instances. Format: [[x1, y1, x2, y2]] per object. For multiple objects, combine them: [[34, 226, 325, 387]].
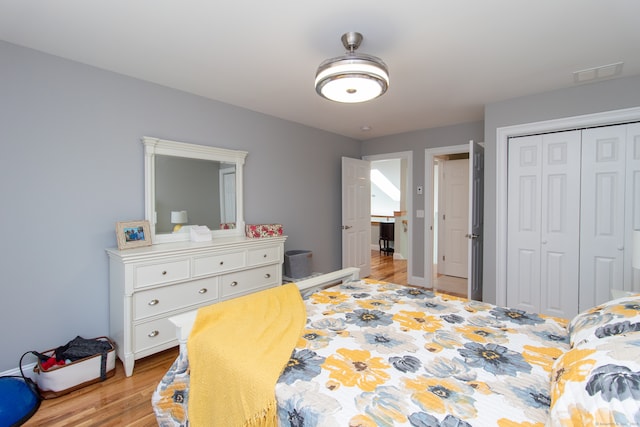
[[315, 32, 389, 103]]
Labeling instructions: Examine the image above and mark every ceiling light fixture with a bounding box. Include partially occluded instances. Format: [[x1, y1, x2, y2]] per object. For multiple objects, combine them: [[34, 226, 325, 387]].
[[315, 32, 389, 103]]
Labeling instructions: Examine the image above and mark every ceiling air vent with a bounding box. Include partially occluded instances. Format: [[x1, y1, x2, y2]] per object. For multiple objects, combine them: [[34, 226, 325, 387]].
[[573, 62, 624, 84]]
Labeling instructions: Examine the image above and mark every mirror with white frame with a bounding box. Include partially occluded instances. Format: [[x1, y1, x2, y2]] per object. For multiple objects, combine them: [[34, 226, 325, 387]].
[[143, 136, 247, 243]]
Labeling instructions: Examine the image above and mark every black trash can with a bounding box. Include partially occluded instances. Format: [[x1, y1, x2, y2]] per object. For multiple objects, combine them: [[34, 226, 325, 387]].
[[284, 250, 312, 279]]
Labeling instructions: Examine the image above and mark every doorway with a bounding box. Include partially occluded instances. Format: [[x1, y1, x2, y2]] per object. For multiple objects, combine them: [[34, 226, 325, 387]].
[[425, 143, 482, 298], [433, 153, 469, 296], [363, 151, 413, 283]]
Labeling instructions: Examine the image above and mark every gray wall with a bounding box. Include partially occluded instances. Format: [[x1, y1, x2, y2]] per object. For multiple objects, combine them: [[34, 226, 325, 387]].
[[0, 41, 359, 372], [361, 121, 485, 279], [483, 75, 640, 304]]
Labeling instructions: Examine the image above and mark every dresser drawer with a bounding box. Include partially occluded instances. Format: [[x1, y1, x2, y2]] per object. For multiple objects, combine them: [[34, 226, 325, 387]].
[[135, 259, 190, 289], [132, 277, 219, 320], [133, 317, 176, 353], [193, 251, 245, 277], [220, 264, 280, 299], [248, 245, 280, 266]]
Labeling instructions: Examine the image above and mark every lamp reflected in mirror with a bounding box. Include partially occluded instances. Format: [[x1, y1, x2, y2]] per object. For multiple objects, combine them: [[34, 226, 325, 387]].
[[171, 210, 188, 232]]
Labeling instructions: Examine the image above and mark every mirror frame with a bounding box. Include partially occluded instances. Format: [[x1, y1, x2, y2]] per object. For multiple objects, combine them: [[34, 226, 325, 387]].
[[142, 136, 247, 244]]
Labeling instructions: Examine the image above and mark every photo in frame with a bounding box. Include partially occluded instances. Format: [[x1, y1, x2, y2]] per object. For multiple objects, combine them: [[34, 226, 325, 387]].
[[116, 220, 152, 250]]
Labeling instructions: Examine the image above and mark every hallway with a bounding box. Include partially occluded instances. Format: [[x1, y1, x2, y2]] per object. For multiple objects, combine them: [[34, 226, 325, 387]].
[[368, 251, 466, 298]]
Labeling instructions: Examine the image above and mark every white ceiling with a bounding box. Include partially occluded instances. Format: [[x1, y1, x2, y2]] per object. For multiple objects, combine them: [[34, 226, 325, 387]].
[[1, 1, 639, 140]]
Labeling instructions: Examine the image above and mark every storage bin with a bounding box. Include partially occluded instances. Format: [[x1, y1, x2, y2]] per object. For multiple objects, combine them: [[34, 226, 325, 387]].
[[284, 250, 312, 279], [245, 224, 284, 238], [33, 336, 116, 399]]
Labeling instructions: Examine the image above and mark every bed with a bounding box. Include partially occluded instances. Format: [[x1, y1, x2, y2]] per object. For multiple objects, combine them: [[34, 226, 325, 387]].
[[152, 267, 640, 426]]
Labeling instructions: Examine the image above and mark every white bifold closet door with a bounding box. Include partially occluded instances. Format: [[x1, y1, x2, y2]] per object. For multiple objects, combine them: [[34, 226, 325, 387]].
[[507, 131, 581, 318], [507, 123, 640, 318], [580, 123, 640, 311]]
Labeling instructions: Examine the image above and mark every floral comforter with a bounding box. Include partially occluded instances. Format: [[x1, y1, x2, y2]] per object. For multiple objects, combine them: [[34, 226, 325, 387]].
[[153, 278, 570, 426]]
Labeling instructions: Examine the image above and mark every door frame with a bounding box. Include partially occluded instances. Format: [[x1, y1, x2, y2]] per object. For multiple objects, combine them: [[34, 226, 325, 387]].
[[495, 106, 640, 306], [425, 144, 469, 287], [363, 151, 413, 282]]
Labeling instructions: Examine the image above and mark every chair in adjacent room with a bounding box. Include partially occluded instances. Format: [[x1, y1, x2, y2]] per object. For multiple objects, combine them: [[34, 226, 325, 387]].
[[379, 222, 394, 255]]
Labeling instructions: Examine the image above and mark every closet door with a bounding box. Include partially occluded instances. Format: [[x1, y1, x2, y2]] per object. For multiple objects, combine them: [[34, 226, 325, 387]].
[[507, 135, 542, 313], [539, 131, 581, 318], [625, 123, 640, 293], [580, 125, 627, 310], [507, 131, 580, 317]]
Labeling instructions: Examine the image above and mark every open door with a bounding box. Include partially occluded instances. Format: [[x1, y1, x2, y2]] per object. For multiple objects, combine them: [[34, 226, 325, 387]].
[[342, 157, 371, 278], [467, 140, 484, 301], [439, 158, 469, 278]]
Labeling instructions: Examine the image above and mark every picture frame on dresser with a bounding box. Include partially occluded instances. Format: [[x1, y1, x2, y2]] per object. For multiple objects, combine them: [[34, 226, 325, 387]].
[[115, 220, 152, 250]]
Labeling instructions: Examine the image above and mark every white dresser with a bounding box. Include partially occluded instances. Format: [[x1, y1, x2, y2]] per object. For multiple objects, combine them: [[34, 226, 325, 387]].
[[106, 235, 286, 376]]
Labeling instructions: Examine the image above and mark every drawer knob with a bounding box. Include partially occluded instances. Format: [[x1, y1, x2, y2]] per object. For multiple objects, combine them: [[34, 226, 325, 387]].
[[230, 281, 238, 287], [148, 299, 159, 306], [265, 273, 271, 278], [162, 271, 167, 276], [219, 261, 224, 265], [148, 330, 159, 338], [199, 288, 208, 294], [263, 254, 267, 258]]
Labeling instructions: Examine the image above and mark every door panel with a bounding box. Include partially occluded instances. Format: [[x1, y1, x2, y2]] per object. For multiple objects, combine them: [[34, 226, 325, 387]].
[[507, 135, 542, 313], [626, 123, 640, 292], [580, 126, 626, 310], [468, 141, 484, 301], [539, 131, 580, 318], [507, 131, 580, 318], [342, 157, 371, 277], [441, 159, 469, 278]]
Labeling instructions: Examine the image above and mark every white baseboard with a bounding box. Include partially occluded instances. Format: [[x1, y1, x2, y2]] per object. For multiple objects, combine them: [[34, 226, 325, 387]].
[[409, 275, 426, 287], [1, 362, 37, 382]]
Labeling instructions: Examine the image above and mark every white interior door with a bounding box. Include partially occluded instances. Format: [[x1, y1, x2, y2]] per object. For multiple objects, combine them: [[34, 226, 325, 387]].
[[539, 131, 581, 318], [507, 135, 542, 314], [625, 123, 640, 293], [507, 131, 581, 318], [468, 141, 484, 301], [220, 168, 236, 224], [440, 158, 469, 278], [580, 125, 627, 310], [342, 157, 371, 278]]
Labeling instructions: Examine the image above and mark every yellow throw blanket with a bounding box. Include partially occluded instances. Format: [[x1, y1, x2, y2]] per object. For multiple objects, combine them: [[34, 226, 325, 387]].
[[187, 283, 306, 427]]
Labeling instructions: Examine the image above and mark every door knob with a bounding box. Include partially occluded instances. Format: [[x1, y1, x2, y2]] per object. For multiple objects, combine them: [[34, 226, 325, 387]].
[[341, 225, 353, 230]]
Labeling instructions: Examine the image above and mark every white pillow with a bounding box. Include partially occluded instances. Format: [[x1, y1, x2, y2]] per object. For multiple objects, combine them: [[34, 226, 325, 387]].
[[548, 334, 640, 426], [567, 294, 640, 348]]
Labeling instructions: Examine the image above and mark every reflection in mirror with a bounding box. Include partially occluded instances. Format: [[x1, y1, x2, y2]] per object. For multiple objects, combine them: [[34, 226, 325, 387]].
[[154, 156, 236, 233], [143, 136, 247, 244]]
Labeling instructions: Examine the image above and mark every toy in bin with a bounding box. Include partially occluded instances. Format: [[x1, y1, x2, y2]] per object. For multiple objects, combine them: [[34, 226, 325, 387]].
[[33, 336, 116, 399]]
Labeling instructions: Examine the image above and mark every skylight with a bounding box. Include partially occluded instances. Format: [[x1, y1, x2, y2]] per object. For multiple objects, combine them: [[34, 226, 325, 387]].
[[371, 169, 400, 201]]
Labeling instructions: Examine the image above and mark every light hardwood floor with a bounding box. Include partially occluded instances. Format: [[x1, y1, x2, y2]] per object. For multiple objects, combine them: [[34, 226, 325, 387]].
[[24, 251, 419, 426]]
